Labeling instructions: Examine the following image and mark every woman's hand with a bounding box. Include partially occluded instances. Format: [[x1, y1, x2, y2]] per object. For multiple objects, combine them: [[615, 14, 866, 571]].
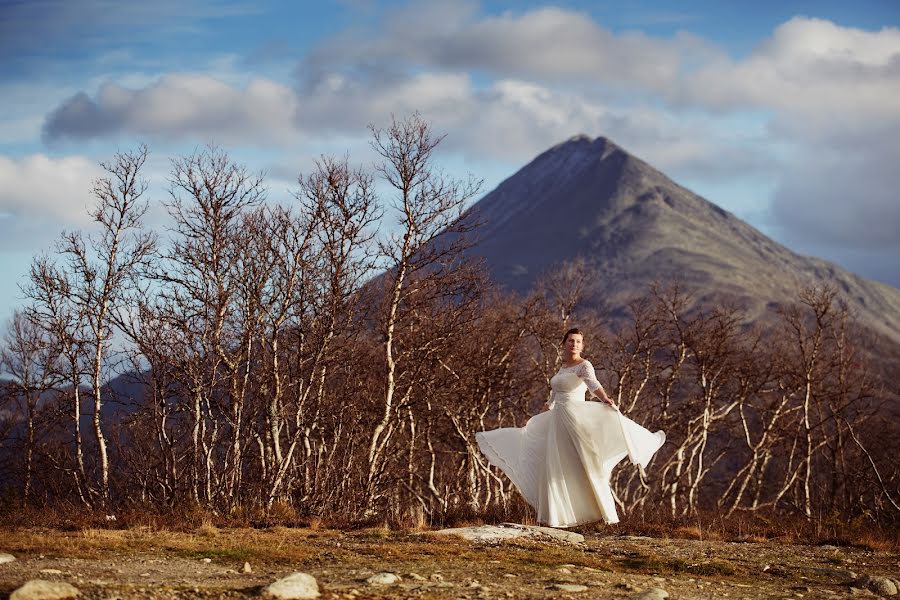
[[595, 393, 617, 408]]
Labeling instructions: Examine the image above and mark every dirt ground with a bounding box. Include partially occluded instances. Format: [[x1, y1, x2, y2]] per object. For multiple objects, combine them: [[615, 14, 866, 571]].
[[0, 526, 897, 598]]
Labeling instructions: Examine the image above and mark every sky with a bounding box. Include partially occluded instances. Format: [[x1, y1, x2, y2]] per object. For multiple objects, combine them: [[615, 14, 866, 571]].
[[1, 0, 899, 324]]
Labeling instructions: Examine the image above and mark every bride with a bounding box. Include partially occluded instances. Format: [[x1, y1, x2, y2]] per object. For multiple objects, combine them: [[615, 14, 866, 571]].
[[476, 328, 665, 527]]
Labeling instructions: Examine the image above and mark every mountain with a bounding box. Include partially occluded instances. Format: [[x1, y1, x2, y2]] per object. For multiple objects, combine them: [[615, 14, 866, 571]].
[[461, 135, 900, 345]]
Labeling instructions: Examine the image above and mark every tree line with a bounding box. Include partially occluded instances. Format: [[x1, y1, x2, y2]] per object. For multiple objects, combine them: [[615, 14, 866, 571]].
[[0, 114, 897, 527]]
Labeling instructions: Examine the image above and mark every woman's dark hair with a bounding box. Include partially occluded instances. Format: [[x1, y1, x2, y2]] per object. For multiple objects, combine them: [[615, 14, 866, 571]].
[[561, 327, 583, 344]]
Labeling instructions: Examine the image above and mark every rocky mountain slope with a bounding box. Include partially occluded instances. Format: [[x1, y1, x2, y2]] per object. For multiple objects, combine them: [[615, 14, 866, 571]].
[[461, 135, 900, 345]]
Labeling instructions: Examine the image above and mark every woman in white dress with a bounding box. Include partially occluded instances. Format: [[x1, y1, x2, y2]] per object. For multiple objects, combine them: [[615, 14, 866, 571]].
[[475, 328, 665, 527]]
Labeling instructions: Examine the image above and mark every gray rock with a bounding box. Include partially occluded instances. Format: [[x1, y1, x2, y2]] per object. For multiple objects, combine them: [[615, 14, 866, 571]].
[[553, 583, 588, 592], [262, 572, 321, 599], [854, 575, 897, 596], [0, 553, 16, 564], [10, 580, 80, 600], [632, 588, 669, 600], [432, 523, 583, 544], [366, 572, 400, 585]]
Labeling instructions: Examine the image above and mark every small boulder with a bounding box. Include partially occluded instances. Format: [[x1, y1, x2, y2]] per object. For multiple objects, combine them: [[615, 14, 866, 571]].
[[433, 523, 583, 544], [243, 562, 253, 574], [0, 553, 16, 564], [262, 572, 320, 599], [10, 580, 80, 600], [366, 572, 400, 585], [854, 575, 897, 596]]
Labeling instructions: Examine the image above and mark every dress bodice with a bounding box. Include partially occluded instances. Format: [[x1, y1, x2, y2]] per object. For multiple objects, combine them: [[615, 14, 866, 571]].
[[550, 360, 604, 405]]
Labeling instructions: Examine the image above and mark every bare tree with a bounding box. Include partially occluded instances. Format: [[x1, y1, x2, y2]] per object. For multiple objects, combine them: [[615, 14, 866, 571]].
[[0, 310, 62, 503], [22, 147, 154, 508], [365, 112, 482, 510], [158, 144, 265, 507]]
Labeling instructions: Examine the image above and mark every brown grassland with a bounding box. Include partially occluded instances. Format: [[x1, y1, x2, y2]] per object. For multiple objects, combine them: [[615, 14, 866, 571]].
[[0, 509, 897, 599]]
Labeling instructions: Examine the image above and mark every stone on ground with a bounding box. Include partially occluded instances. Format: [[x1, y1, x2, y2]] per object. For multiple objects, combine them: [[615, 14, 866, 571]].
[[262, 572, 320, 599], [552, 583, 588, 592], [432, 523, 583, 544], [366, 572, 400, 585], [10, 579, 80, 600], [0, 552, 16, 564], [854, 575, 897, 596]]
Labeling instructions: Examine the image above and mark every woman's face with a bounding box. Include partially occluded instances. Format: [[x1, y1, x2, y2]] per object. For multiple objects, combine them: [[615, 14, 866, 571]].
[[564, 333, 584, 356]]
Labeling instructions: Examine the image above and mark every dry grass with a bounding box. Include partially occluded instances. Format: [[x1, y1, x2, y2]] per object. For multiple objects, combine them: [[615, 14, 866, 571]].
[[672, 525, 723, 541], [1, 503, 896, 553]]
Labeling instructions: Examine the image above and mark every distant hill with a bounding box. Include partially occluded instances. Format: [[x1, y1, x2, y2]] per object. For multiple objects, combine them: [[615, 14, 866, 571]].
[[460, 135, 900, 346]]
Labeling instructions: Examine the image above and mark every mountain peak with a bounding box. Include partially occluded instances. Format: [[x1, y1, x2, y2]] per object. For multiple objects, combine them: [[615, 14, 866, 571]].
[[546, 134, 622, 162], [461, 135, 900, 345]]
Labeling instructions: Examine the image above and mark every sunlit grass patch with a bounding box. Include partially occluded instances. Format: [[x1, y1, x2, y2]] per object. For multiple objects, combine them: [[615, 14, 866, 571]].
[[674, 525, 723, 541]]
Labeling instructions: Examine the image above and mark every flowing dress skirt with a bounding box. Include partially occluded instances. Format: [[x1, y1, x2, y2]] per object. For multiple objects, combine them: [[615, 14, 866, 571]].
[[475, 398, 665, 527]]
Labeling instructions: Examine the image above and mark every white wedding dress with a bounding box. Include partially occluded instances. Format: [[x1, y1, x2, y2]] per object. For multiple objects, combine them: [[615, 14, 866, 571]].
[[475, 360, 665, 527]]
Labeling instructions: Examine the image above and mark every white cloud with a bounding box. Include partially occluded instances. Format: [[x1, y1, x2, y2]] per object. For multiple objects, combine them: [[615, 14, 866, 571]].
[[301, 4, 719, 90], [676, 18, 900, 122], [43, 75, 300, 145], [0, 154, 100, 225]]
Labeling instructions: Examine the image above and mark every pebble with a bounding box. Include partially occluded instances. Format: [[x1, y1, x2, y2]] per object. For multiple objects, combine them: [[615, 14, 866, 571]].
[[9, 579, 80, 600], [263, 572, 321, 599], [366, 572, 400, 585], [430, 574, 445, 582], [200, 558, 212, 564], [39, 569, 63, 575], [408, 573, 426, 581], [243, 562, 253, 574], [557, 567, 573, 574], [0, 553, 16, 564]]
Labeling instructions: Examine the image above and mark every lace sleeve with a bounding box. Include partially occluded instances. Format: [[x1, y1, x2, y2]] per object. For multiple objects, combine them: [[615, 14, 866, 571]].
[[575, 360, 605, 396]]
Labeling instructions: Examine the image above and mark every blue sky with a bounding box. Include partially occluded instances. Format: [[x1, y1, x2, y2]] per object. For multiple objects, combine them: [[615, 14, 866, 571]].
[[1, 0, 899, 323]]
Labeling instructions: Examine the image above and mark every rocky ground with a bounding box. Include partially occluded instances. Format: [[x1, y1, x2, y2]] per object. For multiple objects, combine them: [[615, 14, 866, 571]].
[[0, 524, 897, 598]]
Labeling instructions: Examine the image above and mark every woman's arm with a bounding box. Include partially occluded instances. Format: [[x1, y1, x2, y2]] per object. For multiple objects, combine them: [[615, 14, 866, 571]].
[[578, 361, 616, 406]]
